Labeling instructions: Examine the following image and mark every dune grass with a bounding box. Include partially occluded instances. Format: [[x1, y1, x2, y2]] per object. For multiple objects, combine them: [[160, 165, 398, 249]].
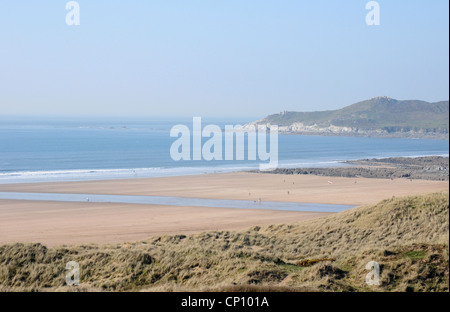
[[0, 191, 448, 292]]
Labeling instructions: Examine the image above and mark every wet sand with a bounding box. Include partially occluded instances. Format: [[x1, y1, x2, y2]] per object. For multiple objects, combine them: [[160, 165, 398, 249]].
[[0, 172, 448, 205], [0, 172, 447, 246], [0, 200, 331, 247]]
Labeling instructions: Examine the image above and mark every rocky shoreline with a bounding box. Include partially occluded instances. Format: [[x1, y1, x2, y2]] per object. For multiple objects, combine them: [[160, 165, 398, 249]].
[[277, 131, 449, 140], [253, 156, 449, 181]]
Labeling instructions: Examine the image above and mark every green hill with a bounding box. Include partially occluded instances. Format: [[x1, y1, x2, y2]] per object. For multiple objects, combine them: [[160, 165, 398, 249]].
[[255, 97, 449, 136]]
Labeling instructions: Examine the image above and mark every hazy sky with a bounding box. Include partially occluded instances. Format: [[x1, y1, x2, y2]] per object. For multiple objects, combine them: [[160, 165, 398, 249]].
[[0, 0, 448, 118]]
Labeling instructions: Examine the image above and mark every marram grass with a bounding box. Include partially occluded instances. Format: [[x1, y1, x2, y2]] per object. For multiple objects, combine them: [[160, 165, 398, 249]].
[[0, 191, 448, 292]]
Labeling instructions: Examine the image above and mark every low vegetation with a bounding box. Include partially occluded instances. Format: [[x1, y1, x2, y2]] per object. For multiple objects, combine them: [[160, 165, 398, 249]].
[[296, 258, 336, 267], [0, 191, 448, 292]]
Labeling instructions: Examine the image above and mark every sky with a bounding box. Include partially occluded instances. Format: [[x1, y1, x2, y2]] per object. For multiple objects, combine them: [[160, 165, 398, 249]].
[[0, 0, 448, 118]]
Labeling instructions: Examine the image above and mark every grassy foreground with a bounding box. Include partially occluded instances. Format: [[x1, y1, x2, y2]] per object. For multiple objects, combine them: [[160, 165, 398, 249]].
[[0, 191, 448, 292]]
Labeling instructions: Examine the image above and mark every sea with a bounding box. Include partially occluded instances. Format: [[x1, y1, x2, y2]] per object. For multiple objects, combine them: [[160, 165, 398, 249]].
[[0, 116, 448, 184]]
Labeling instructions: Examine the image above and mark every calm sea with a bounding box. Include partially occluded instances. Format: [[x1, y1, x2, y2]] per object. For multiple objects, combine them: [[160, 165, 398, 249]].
[[0, 117, 448, 184]]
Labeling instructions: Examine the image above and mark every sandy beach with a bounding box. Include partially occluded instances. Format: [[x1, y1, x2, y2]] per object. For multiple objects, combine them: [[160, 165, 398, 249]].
[[0, 172, 448, 205], [0, 199, 331, 247], [0, 172, 448, 246]]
